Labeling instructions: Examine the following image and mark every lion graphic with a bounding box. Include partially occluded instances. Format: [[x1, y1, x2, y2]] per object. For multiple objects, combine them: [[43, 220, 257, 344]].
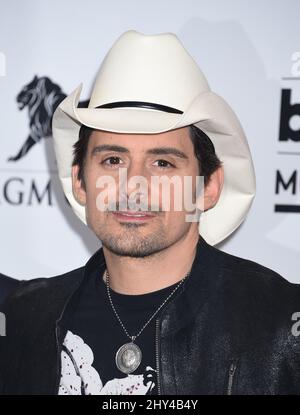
[[8, 75, 89, 162]]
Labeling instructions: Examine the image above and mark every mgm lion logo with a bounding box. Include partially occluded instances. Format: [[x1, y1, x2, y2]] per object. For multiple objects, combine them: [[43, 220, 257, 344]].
[[8, 75, 88, 162]]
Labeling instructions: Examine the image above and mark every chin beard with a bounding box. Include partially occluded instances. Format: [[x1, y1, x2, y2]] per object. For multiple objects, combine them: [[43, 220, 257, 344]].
[[100, 233, 168, 258]]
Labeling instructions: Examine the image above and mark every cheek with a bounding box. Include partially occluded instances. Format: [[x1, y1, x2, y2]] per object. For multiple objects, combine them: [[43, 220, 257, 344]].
[[86, 172, 122, 215], [162, 211, 190, 235], [150, 173, 197, 213], [84, 171, 103, 211]]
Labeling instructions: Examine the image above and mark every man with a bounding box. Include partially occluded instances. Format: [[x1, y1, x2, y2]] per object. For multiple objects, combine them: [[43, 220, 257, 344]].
[[1, 30, 300, 395]]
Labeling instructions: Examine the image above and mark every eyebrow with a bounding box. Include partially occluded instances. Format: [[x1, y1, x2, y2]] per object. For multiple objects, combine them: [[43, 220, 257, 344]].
[[91, 145, 189, 160]]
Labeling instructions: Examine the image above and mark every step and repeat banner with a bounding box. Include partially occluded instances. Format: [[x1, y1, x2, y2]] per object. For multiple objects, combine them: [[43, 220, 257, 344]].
[[0, 0, 299, 281]]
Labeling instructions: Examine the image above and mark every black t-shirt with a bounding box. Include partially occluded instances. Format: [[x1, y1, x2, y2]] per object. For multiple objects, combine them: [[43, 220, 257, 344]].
[[58, 263, 181, 395]]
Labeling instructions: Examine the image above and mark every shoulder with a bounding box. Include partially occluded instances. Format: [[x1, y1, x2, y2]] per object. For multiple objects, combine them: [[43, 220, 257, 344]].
[[210, 244, 300, 312], [0, 266, 85, 316], [0, 246, 104, 320], [0, 274, 20, 305], [213, 243, 296, 287]]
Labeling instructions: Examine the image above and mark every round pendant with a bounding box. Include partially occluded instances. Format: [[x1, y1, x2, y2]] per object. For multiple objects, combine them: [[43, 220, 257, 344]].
[[115, 342, 142, 374]]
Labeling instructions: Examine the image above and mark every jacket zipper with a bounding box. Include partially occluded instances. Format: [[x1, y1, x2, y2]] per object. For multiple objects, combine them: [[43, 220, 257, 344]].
[[54, 324, 62, 394], [155, 318, 161, 395], [227, 360, 238, 395]]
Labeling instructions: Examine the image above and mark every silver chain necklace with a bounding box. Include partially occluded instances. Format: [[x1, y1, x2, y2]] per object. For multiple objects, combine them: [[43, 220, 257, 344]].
[[104, 267, 191, 374]]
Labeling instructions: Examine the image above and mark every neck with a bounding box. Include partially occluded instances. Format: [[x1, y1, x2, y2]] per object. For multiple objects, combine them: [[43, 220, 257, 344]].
[[102, 231, 200, 295]]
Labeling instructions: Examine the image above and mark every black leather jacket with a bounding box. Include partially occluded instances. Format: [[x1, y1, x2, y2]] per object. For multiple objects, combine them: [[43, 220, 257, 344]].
[[1, 236, 300, 395], [0, 274, 19, 306]]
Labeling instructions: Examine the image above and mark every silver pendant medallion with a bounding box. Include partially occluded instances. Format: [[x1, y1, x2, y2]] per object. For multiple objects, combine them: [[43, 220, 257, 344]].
[[115, 342, 142, 374]]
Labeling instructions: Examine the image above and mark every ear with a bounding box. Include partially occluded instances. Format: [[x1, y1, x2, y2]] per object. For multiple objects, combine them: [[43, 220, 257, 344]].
[[196, 165, 224, 212], [72, 165, 86, 206]]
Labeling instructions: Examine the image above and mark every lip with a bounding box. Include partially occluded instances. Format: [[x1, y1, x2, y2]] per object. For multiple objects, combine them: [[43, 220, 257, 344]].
[[112, 211, 156, 221]]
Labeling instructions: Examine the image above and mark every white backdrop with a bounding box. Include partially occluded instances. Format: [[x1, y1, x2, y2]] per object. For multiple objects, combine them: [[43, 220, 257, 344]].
[[0, 0, 299, 281]]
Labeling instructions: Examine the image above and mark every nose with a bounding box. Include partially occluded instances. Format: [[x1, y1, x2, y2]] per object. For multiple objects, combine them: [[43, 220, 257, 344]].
[[119, 161, 150, 209]]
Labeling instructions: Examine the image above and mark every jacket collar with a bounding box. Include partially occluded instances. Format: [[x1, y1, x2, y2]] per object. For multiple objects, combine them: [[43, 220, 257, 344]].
[[157, 235, 223, 337]]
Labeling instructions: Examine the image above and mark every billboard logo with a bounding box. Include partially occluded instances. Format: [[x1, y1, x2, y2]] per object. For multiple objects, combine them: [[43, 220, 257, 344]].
[[279, 89, 300, 142], [275, 54, 300, 214]]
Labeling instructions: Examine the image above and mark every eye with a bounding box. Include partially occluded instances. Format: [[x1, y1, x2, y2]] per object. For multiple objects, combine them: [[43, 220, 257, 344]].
[[153, 159, 175, 169], [101, 156, 124, 167]]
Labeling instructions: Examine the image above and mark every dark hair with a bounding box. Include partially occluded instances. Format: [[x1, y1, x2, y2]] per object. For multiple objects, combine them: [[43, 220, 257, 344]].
[[72, 125, 93, 189], [189, 125, 223, 185], [72, 124, 222, 188]]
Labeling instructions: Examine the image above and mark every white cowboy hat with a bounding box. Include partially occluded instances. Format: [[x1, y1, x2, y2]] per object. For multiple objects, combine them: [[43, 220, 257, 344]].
[[52, 29, 256, 246]]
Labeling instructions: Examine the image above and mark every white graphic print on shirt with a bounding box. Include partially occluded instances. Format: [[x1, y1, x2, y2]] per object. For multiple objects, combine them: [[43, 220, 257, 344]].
[[59, 330, 156, 395]]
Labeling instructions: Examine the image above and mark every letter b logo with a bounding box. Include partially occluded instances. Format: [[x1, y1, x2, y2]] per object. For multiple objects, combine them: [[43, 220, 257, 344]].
[[279, 89, 300, 142]]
